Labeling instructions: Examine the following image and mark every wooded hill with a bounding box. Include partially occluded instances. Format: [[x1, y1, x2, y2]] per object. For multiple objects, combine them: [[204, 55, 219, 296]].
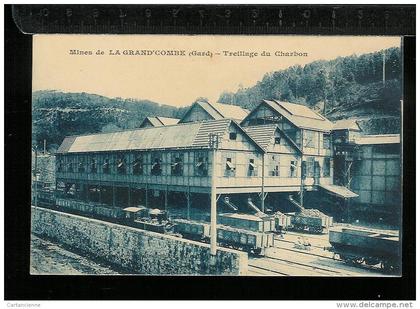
[[32, 47, 401, 151], [218, 47, 401, 134]]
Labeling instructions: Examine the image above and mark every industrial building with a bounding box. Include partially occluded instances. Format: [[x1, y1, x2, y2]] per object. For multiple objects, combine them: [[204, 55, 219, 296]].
[[54, 100, 401, 222]]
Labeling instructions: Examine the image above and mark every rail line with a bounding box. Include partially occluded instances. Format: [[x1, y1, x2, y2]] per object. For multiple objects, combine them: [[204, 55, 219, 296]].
[[248, 264, 288, 276]]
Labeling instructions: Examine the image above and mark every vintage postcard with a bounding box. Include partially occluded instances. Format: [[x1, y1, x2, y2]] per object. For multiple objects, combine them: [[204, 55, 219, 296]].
[[30, 35, 402, 276]]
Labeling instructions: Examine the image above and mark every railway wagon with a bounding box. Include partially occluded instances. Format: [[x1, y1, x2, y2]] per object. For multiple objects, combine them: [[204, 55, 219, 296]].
[[173, 219, 274, 255], [33, 189, 56, 207], [273, 212, 292, 232], [173, 219, 211, 241], [218, 213, 276, 233], [329, 226, 400, 272], [217, 226, 274, 255], [56, 198, 126, 220], [287, 210, 333, 234]]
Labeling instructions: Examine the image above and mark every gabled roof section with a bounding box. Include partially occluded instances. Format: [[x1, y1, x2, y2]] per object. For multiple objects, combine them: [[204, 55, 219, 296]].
[[354, 134, 400, 145], [156, 116, 180, 126], [243, 100, 334, 132], [140, 116, 179, 127], [243, 124, 302, 153], [180, 101, 249, 123], [208, 102, 249, 121], [333, 119, 362, 131]]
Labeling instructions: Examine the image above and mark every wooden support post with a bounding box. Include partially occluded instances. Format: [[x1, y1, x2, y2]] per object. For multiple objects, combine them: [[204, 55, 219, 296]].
[[99, 185, 102, 204], [85, 184, 89, 202], [187, 187, 191, 220], [210, 147, 217, 256], [112, 184, 116, 207], [164, 185, 168, 211], [145, 184, 149, 208], [128, 186, 131, 207]]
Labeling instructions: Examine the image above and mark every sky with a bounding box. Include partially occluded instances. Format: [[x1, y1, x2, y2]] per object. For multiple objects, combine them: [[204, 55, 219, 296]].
[[33, 35, 401, 107]]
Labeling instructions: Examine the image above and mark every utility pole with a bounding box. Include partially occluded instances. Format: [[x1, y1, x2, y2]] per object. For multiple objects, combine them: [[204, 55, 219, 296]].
[[43, 139, 47, 155], [261, 154, 265, 213], [209, 133, 219, 257]]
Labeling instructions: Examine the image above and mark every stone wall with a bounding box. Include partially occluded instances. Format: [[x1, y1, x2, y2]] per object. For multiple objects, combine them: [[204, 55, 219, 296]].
[[31, 206, 248, 275]]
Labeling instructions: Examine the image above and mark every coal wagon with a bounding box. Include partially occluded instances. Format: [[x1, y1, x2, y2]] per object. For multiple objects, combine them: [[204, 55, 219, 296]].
[[329, 226, 400, 272]]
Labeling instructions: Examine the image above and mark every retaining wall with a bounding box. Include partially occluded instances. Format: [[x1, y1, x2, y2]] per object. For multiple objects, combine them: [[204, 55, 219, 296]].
[[31, 206, 248, 275]]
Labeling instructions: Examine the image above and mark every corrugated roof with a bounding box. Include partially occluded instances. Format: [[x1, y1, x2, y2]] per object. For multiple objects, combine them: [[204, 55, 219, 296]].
[[57, 119, 232, 154], [197, 101, 224, 120], [333, 119, 362, 131], [354, 134, 400, 145], [261, 100, 334, 132]]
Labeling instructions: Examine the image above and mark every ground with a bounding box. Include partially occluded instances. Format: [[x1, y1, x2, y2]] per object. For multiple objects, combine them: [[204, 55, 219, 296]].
[[30, 235, 121, 275]]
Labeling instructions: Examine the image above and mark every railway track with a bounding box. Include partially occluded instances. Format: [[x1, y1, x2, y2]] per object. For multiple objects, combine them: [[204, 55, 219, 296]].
[[272, 238, 385, 274]]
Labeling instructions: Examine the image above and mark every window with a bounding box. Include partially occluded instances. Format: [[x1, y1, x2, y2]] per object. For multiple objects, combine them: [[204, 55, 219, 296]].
[[303, 131, 316, 148], [78, 159, 85, 173], [68, 161, 73, 173], [90, 159, 97, 173], [171, 154, 183, 176], [57, 160, 63, 172], [229, 132, 237, 140], [323, 158, 331, 177], [290, 161, 297, 177], [274, 137, 281, 144], [323, 134, 331, 149], [306, 157, 315, 177], [151, 157, 162, 176], [248, 158, 258, 176], [272, 165, 279, 176], [103, 159, 110, 174], [133, 156, 143, 175], [195, 154, 208, 177], [117, 157, 126, 175], [225, 158, 235, 177]]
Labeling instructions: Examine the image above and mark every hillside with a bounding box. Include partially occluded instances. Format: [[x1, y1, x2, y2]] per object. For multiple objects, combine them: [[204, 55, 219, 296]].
[[33, 47, 402, 151], [32, 91, 188, 151], [218, 47, 402, 134]]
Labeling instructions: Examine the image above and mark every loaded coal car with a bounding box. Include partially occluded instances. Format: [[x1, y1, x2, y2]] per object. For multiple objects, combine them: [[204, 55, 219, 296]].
[[172, 219, 274, 255], [173, 219, 210, 241], [329, 226, 400, 272], [218, 213, 276, 233], [33, 188, 56, 208], [130, 208, 178, 235], [287, 209, 333, 234], [217, 225, 274, 255]]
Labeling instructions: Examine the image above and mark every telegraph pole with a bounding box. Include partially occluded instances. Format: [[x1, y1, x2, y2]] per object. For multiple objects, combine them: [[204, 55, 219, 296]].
[[261, 154, 265, 212], [209, 133, 219, 256]]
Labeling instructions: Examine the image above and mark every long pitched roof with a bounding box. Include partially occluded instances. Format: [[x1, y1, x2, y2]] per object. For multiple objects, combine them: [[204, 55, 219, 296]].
[[354, 134, 400, 145], [333, 119, 362, 131], [244, 100, 334, 132], [243, 124, 301, 153], [57, 119, 264, 154]]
